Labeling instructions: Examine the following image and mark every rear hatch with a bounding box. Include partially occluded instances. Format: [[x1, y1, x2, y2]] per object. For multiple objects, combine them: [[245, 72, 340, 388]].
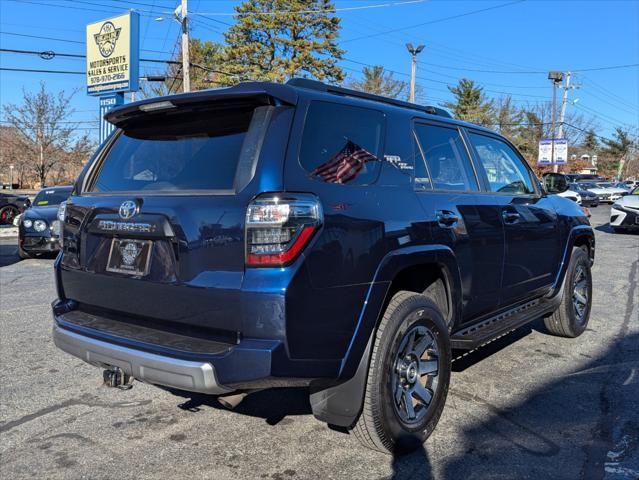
[[59, 91, 293, 343]]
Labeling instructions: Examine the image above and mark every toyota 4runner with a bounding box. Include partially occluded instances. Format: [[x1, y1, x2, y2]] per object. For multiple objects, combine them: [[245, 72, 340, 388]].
[[52, 79, 594, 453]]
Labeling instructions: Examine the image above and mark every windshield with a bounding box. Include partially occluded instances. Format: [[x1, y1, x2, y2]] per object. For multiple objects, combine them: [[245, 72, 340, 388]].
[[597, 182, 614, 188], [89, 104, 262, 193], [33, 188, 71, 206]]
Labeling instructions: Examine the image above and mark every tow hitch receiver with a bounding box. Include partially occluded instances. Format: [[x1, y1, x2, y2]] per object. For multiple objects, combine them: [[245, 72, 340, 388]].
[[103, 367, 133, 390]]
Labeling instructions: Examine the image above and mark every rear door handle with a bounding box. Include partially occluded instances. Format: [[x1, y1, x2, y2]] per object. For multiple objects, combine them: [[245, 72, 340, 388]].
[[502, 210, 520, 224], [436, 210, 459, 228]]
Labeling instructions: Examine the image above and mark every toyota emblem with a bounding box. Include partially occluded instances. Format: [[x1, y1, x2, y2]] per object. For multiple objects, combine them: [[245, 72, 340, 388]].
[[119, 200, 138, 220]]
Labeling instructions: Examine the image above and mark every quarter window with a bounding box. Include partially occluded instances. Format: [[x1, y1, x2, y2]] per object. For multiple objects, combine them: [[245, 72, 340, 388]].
[[413, 124, 478, 192], [299, 101, 384, 185], [469, 133, 535, 195]]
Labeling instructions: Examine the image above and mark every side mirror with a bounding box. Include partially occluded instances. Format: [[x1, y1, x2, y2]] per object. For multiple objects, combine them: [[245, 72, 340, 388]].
[[543, 173, 569, 194]]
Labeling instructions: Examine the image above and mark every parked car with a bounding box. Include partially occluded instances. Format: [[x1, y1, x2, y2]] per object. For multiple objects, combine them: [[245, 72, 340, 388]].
[[610, 186, 639, 233], [555, 182, 599, 207], [582, 182, 629, 203], [0, 192, 31, 225], [51, 79, 594, 454], [17, 186, 72, 258]]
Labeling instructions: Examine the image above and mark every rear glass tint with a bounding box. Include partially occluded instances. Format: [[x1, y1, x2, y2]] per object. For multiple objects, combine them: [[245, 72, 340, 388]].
[[90, 106, 256, 192], [299, 101, 384, 185]]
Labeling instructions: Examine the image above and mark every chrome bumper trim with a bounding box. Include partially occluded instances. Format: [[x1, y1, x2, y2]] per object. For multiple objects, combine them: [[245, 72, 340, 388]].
[[53, 324, 233, 394]]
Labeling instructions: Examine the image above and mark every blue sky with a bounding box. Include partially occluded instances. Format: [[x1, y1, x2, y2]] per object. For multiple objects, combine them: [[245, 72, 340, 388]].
[[1, 0, 637, 143]]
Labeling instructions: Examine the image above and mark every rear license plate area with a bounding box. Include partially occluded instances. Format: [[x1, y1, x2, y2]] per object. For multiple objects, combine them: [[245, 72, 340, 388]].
[[106, 238, 153, 276]]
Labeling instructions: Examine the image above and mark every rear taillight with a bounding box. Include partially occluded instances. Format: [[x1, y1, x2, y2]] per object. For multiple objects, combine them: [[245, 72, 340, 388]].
[[246, 193, 322, 267]]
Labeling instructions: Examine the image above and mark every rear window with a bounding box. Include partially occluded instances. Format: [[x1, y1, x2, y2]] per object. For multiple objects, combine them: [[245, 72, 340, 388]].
[[89, 106, 258, 192], [299, 101, 384, 185]]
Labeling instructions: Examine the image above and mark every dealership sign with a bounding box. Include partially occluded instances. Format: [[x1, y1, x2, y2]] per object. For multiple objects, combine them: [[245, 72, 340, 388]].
[[538, 139, 568, 165], [86, 12, 139, 95]]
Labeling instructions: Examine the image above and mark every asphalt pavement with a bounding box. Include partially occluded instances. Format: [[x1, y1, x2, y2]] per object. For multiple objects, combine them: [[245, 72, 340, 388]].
[[0, 205, 637, 480]]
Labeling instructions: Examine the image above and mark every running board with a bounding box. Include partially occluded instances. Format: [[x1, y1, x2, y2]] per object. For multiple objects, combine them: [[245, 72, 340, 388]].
[[451, 298, 556, 350]]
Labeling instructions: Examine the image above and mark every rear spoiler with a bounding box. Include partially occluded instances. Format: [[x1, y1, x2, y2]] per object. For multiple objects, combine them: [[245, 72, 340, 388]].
[[105, 82, 298, 128]]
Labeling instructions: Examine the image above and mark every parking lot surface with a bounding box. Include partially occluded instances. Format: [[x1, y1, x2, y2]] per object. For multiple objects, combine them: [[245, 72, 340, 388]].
[[1, 205, 637, 480]]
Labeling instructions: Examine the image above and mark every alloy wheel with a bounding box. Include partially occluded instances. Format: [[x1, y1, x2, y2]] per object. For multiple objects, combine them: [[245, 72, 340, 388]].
[[572, 265, 589, 323], [391, 325, 440, 425]]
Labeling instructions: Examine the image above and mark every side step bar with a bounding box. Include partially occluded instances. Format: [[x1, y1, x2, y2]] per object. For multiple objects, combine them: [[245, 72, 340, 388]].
[[451, 297, 558, 350]]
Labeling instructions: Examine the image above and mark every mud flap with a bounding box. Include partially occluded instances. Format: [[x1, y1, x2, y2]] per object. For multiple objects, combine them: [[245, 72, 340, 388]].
[[309, 333, 373, 428]]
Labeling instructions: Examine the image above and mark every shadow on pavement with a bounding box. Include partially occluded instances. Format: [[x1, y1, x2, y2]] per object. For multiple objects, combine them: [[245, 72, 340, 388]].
[[595, 223, 639, 235], [441, 331, 638, 478], [164, 328, 638, 479], [0, 241, 20, 267], [167, 387, 313, 426]]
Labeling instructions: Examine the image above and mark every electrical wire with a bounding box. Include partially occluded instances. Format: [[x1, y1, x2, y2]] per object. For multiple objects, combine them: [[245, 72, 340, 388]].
[[342, 0, 526, 44], [191, 0, 428, 17]]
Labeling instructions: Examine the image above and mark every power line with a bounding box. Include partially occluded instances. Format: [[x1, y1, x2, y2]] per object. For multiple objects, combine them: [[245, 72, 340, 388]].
[[0, 48, 239, 78], [417, 60, 639, 74], [1, 67, 85, 75], [342, 0, 526, 44], [191, 0, 428, 17], [0, 31, 172, 55]]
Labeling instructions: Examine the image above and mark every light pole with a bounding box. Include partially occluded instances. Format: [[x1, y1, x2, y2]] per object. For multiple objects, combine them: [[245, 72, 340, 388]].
[[548, 71, 564, 173], [406, 43, 424, 103], [9, 165, 14, 190]]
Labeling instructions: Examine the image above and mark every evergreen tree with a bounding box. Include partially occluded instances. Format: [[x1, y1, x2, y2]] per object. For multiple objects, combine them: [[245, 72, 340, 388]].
[[515, 110, 544, 168], [444, 79, 495, 126], [348, 65, 406, 99], [601, 127, 633, 157], [581, 128, 599, 153], [495, 96, 523, 140], [144, 39, 223, 96], [601, 127, 635, 178], [219, 0, 344, 84]]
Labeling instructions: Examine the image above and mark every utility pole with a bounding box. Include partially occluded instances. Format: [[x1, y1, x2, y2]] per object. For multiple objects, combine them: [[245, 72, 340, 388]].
[[557, 72, 571, 142], [178, 0, 190, 93], [548, 71, 564, 173], [406, 43, 424, 103]]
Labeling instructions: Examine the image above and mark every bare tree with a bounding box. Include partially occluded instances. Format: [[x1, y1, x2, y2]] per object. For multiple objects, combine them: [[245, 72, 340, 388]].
[[2, 82, 80, 187]]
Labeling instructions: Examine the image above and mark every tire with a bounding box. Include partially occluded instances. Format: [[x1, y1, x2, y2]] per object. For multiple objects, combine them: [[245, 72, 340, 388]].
[[18, 247, 32, 259], [352, 291, 451, 454], [0, 205, 19, 225], [544, 248, 592, 338]]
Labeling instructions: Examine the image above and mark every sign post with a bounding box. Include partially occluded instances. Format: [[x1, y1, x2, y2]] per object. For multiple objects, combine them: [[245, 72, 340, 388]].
[[86, 12, 139, 144]]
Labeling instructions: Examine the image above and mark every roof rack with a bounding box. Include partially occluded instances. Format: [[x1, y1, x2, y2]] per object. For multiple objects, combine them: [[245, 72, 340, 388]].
[[286, 78, 452, 118]]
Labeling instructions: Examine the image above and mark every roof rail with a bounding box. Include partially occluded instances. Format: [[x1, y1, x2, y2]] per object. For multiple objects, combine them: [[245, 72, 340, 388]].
[[286, 78, 452, 118]]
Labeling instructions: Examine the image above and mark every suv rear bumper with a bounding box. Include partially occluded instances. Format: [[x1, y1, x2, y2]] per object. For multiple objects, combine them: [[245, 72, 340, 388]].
[[52, 299, 344, 391], [53, 323, 233, 394]]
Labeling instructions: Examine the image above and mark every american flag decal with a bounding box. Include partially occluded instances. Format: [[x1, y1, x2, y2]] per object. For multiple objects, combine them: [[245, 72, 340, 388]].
[[311, 141, 378, 184]]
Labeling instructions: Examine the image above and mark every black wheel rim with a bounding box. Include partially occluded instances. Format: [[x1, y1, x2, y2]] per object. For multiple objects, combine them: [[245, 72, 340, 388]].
[[391, 325, 440, 425], [572, 265, 589, 324]]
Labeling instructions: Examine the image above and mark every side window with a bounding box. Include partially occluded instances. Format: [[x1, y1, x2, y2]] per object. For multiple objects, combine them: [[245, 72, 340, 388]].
[[469, 133, 535, 195], [299, 101, 384, 185], [413, 124, 478, 192]]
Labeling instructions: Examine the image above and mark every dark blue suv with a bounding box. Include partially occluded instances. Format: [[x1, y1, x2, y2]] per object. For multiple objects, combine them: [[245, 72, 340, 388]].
[[52, 79, 594, 453]]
